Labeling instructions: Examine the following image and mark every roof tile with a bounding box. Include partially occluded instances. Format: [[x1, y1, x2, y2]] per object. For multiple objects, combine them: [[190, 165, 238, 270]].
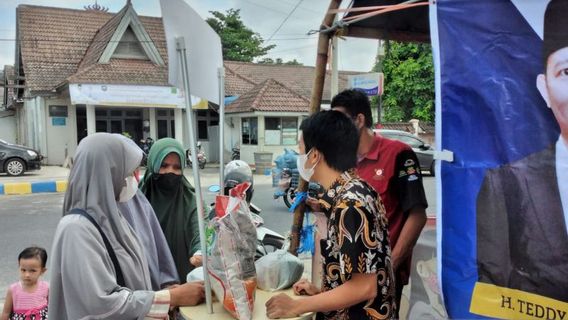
[[226, 78, 310, 113]]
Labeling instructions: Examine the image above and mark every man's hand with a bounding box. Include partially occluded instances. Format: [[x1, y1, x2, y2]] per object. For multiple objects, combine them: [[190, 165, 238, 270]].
[[293, 279, 320, 296], [190, 255, 203, 267], [266, 293, 301, 319], [305, 197, 321, 212], [170, 281, 205, 307]]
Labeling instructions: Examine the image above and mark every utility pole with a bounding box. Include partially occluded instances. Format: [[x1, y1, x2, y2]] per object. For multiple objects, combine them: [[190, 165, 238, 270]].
[[376, 39, 386, 125]]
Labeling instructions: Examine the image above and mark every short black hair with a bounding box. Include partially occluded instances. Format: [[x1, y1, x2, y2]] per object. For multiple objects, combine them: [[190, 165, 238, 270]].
[[18, 246, 48, 268], [330, 89, 373, 128], [300, 110, 359, 172]]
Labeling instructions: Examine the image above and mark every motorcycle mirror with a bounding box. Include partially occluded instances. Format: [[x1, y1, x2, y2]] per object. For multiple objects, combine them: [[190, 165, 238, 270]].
[[208, 185, 221, 193]]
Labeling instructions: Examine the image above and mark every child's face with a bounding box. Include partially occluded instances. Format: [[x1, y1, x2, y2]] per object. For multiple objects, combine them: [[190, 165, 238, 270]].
[[19, 257, 46, 286]]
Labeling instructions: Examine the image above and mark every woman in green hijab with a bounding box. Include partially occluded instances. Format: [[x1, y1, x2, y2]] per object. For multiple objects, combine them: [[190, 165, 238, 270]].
[[139, 138, 201, 283]]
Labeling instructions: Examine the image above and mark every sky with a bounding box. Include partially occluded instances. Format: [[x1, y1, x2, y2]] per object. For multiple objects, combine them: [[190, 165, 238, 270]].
[[0, 0, 379, 72]]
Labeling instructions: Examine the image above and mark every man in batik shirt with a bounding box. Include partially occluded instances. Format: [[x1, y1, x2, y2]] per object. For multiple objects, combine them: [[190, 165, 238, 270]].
[[266, 111, 396, 320]]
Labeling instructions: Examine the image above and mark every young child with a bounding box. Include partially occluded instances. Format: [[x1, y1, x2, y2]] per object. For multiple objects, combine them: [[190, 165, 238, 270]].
[[1, 247, 49, 320]]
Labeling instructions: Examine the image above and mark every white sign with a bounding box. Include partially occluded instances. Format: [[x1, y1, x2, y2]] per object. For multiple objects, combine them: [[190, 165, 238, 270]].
[[348, 73, 384, 96], [69, 84, 203, 108], [160, 0, 223, 104]]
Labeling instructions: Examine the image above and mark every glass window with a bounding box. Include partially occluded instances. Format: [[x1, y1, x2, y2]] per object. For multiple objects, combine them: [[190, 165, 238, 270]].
[[110, 110, 122, 117], [282, 118, 298, 145], [95, 109, 107, 117], [398, 134, 423, 148], [158, 120, 169, 139], [241, 117, 258, 145], [157, 110, 168, 117], [264, 117, 297, 145]]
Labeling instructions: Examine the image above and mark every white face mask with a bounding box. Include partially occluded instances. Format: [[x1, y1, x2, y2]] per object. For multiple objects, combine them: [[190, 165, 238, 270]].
[[297, 149, 318, 182], [118, 175, 138, 203]]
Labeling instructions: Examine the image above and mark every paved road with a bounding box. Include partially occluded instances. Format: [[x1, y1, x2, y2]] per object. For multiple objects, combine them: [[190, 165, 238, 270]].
[[0, 169, 436, 305]]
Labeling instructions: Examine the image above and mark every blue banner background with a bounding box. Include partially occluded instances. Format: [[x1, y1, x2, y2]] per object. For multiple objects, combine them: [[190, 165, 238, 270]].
[[436, 0, 559, 318]]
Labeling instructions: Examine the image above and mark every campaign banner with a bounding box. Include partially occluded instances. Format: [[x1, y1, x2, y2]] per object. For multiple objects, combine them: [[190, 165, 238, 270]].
[[348, 73, 383, 96], [430, 0, 567, 319]]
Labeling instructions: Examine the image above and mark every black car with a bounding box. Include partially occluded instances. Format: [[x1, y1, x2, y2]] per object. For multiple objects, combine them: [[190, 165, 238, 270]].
[[376, 129, 435, 176], [0, 139, 43, 176]]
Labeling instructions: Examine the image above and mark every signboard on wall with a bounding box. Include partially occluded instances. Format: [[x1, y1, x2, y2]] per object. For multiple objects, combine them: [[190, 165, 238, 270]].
[[69, 84, 203, 109], [348, 73, 384, 96]]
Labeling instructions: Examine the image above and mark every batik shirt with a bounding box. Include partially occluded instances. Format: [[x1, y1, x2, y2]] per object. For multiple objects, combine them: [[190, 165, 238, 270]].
[[317, 170, 396, 320]]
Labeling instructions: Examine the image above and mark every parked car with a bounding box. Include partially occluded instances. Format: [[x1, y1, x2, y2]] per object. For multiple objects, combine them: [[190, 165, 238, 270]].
[[376, 129, 435, 176], [0, 139, 43, 176]]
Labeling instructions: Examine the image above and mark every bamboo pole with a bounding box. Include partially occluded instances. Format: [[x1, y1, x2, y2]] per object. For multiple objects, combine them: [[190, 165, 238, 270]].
[[289, 0, 341, 255]]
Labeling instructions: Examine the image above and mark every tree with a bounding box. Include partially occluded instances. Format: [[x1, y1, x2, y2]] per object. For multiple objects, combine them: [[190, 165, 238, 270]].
[[373, 41, 434, 123], [258, 57, 303, 65], [207, 9, 275, 62]]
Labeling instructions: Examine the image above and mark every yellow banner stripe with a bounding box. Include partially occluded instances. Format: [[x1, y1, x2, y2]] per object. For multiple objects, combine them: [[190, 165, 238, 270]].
[[470, 282, 568, 319]]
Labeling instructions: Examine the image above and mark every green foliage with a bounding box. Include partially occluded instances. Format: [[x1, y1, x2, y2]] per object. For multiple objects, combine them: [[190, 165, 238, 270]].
[[257, 57, 303, 65], [206, 9, 276, 62], [374, 41, 434, 123]]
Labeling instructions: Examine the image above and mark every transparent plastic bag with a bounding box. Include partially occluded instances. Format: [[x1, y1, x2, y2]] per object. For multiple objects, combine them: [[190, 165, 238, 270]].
[[255, 249, 304, 291], [207, 182, 257, 320]]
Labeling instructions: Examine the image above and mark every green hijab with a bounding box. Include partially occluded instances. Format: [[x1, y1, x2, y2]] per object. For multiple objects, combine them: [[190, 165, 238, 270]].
[[139, 138, 199, 283]]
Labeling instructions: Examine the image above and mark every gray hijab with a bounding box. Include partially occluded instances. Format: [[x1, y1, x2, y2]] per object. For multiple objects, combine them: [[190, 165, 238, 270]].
[[118, 189, 179, 290], [49, 133, 155, 319]]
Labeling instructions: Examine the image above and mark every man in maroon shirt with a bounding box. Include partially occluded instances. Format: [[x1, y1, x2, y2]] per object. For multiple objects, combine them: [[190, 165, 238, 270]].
[[332, 89, 428, 315]]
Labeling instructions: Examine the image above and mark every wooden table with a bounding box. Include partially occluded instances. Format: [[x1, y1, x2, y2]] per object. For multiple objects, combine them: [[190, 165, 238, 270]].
[[180, 288, 313, 320]]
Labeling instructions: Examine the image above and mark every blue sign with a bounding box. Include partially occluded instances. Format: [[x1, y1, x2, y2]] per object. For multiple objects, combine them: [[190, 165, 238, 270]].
[[52, 117, 66, 126], [432, 0, 566, 318]]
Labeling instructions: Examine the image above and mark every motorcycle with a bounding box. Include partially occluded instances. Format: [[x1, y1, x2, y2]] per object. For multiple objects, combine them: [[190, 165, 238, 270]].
[[139, 137, 154, 165], [186, 142, 207, 169], [274, 168, 299, 208], [274, 168, 323, 209], [231, 144, 240, 160]]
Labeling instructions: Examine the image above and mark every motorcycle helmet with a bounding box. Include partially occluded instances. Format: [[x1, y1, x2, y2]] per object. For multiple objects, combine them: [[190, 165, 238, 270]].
[[224, 160, 254, 203]]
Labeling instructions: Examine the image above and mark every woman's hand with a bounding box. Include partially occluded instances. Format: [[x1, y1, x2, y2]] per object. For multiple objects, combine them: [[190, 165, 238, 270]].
[[169, 281, 204, 307], [292, 279, 320, 296], [266, 293, 301, 319], [189, 255, 203, 267]]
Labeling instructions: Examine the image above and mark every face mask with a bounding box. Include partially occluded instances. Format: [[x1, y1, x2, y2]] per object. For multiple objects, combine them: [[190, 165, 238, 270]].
[[297, 149, 318, 182], [118, 175, 138, 203], [154, 172, 182, 191]]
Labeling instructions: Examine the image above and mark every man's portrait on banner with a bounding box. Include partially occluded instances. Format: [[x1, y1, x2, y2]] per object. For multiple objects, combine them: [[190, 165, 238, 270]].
[[476, 0, 568, 303]]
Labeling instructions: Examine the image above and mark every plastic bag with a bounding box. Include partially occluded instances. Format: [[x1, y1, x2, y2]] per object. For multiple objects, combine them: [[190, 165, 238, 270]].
[[207, 182, 257, 320], [255, 249, 304, 291], [274, 148, 298, 170]]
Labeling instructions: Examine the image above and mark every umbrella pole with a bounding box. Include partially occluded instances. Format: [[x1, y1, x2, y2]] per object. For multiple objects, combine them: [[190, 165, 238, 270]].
[[176, 36, 213, 313], [289, 0, 341, 255]]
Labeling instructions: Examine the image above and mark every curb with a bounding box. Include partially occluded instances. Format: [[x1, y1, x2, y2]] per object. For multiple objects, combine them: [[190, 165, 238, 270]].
[[0, 180, 68, 195]]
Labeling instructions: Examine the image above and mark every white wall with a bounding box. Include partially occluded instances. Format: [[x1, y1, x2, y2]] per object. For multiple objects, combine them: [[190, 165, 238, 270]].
[[0, 111, 17, 143], [44, 97, 77, 165], [227, 112, 304, 166]]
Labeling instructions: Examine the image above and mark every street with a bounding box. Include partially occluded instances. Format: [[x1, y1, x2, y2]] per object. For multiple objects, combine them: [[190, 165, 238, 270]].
[[0, 168, 436, 305]]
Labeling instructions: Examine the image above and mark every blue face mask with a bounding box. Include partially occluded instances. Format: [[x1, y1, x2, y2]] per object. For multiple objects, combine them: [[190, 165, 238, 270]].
[[297, 149, 318, 182]]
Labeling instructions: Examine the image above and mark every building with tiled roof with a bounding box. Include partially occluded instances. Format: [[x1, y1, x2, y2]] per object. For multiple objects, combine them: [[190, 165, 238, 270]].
[[3, 1, 367, 165]]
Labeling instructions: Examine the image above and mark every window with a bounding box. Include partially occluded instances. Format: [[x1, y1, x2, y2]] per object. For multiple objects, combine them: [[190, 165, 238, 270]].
[[195, 109, 219, 140], [265, 117, 298, 145], [241, 117, 258, 145], [112, 27, 149, 60], [397, 134, 424, 148]]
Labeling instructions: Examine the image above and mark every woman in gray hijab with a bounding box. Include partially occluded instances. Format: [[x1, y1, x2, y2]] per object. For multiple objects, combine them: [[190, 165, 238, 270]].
[[118, 189, 179, 290], [48, 133, 204, 319]]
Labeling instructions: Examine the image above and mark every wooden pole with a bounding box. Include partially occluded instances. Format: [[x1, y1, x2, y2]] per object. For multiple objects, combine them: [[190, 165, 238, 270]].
[[289, 0, 341, 255]]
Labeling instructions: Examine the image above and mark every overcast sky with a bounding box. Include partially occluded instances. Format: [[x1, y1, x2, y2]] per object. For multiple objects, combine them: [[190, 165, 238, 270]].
[[0, 0, 379, 72]]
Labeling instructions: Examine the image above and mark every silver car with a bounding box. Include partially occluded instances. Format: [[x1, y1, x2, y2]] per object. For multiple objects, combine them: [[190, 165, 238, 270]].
[[376, 129, 435, 176]]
